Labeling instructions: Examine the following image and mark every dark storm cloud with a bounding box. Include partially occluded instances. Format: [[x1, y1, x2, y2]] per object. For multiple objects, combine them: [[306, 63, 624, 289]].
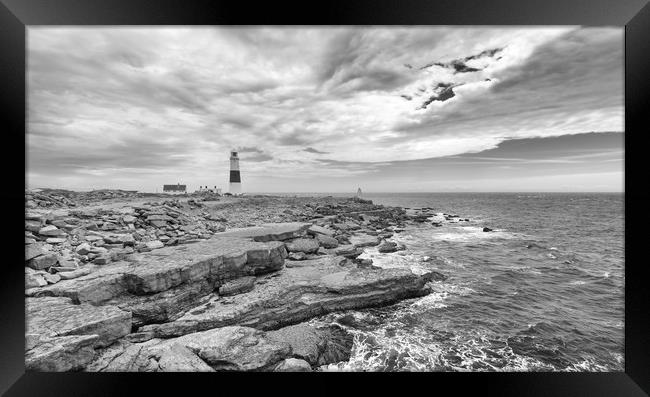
[[420, 47, 503, 73], [316, 30, 415, 93], [420, 83, 461, 109], [395, 27, 623, 146]]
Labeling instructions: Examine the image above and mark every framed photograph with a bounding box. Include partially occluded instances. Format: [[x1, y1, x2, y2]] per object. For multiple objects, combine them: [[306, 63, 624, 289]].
[[2, 0, 648, 395]]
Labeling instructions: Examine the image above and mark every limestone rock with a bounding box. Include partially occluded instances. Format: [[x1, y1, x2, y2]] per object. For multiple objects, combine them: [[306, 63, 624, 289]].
[[140, 257, 434, 338], [286, 238, 320, 254], [27, 253, 58, 270], [25, 334, 99, 371], [274, 358, 312, 372], [287, 252, 307, 261], [334, 245, 363, 259], [145, 240, 164, 250], [26, 297, 131, 347], [43, 272, 61, 284], [173, 326, 291, 371], [218, 276, 255, 296], [58, 267, 92, 280], [350, 234, 381, 248], [157, 343, 215, 372], [267, 324, 353, 366], [26, 273, 47, 288], [316, 234, 339, 249], [307, 225, 335, 237], [378, 241, 398, 253], [25, 243, 48, 261], [38, 225, 66, 237], [213, 222, 311, 242], [122, 215, 137, 224]]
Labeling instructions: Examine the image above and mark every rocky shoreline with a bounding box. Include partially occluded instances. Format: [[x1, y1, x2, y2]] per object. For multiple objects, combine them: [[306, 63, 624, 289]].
[[24, 191, 454, 372]]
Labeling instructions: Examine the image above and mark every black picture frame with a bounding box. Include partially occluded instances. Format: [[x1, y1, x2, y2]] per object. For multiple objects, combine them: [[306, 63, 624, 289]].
[[1, 0, 648, 395]]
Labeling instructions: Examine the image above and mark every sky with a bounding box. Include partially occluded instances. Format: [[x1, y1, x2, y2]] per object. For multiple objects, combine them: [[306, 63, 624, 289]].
[[27, 26, 624, 193]]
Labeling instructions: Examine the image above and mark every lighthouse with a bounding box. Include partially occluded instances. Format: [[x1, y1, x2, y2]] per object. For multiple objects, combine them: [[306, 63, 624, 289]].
[[229, 150, 242, 194]]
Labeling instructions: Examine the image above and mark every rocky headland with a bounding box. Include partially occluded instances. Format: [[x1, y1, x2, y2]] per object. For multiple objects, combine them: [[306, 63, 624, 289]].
[[24, 191, 453, 372]]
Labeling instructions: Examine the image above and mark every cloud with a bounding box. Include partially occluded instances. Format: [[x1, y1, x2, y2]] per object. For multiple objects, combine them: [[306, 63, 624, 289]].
[[303, 147, 329, 154], [26, 26, 623, 192]]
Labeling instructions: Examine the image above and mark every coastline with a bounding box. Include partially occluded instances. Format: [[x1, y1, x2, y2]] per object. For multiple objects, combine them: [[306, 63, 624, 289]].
[[24, 190, 458, 372]]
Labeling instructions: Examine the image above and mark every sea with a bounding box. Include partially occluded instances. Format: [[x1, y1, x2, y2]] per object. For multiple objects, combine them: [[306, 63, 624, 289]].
[[304, 192, 625, 372]]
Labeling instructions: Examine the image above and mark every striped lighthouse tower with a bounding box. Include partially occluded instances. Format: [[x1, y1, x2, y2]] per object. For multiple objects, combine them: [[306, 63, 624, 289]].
[[229, 150, 242, 194]]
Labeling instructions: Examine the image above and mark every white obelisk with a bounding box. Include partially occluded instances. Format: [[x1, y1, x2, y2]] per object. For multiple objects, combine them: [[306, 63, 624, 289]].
[[229, 150, 242, 194]]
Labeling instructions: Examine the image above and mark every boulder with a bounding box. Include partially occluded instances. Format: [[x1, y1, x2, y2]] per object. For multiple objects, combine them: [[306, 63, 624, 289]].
[[145, 240, 164, 250], [274, 358, 312, 372], [286, 238, 320, 254], [378, 241, 398, 253], [26, 273, 47, 288], [316, 234, 339, 249], [482, 227, 493, 232], [38, 225, 66, 237], [267, 324, 353, 366], [171, 326, 291, 371], [46, 237, 67, 244], [25, 243, 48, 261], [287, 252, 307, 261], [156, 343, 215, 372], [88, 326, 293, 372], [333, 245, 363, 259], [43, 272, 61, 284], [25, 220, 42, 233], [27, 253, 58, 270], [350, 234, 381, 248]]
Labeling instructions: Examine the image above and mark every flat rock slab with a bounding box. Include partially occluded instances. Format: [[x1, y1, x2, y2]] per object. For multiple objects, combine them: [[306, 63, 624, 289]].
[[285, 238, 320, 253], [28, 236, 287, 304], [140, 256, 435, 338], [123, 237, 286, 294], [212, 222, 311, 242], [26, 297, 131, 347], [26, 334, 99, 371], [307, 225, 335, 237], [349, 234, 382, 248]]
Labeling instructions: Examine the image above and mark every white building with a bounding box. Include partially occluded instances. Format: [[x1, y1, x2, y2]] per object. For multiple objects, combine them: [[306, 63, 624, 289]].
[[162, 183, 186, 194], [197, 185, 222, 194]]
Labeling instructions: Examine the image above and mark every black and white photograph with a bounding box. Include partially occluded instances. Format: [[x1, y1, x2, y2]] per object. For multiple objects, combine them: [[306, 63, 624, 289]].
[[23, 26, 625, 373]]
